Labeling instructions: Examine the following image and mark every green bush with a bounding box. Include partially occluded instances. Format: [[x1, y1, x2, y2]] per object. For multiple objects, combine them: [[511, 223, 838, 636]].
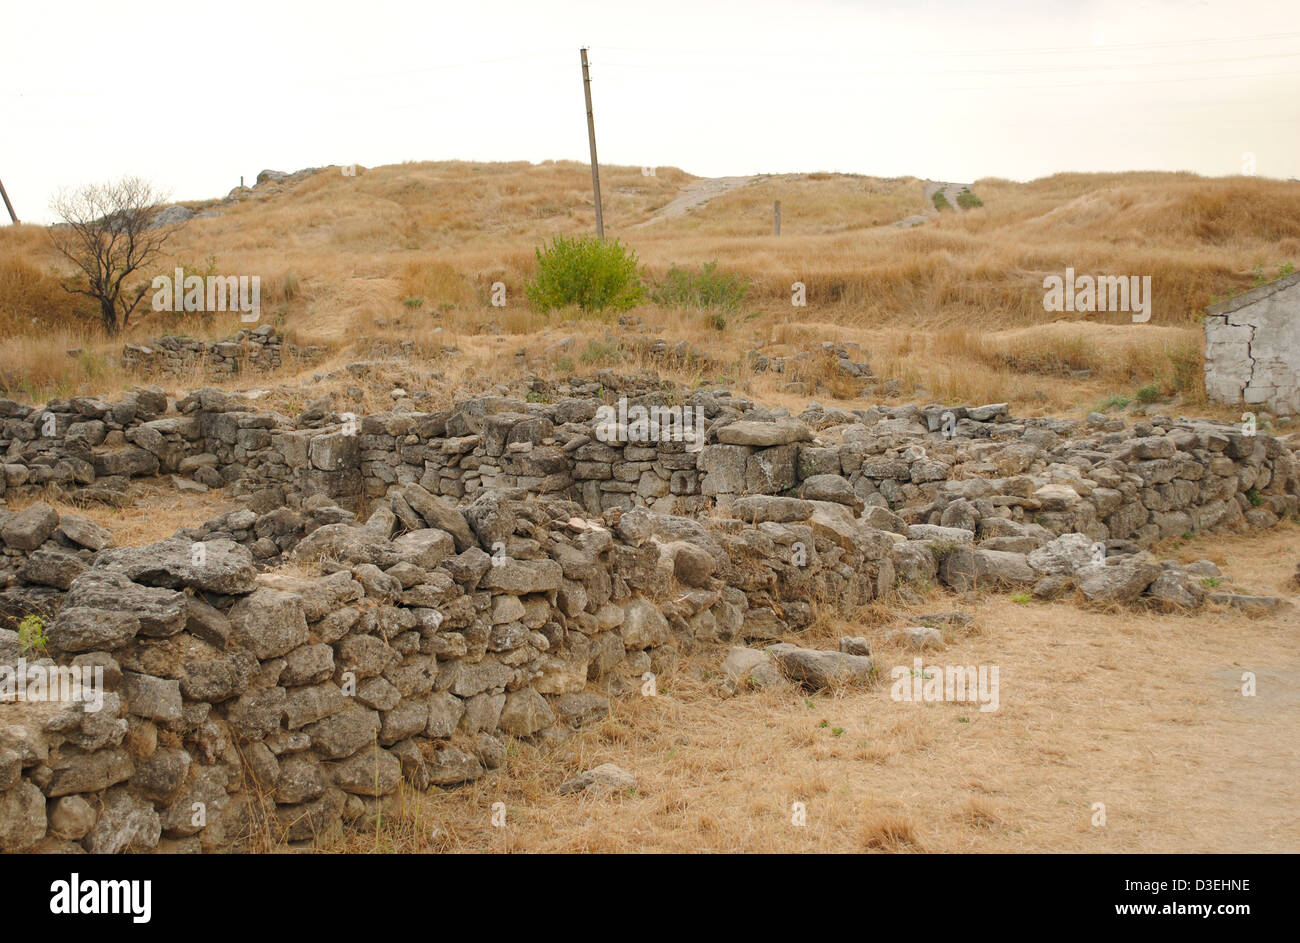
[[956, 188, 983, 209], [650, 261, 751, 312], [18, 614, 48, 656], [524, 235, 644, 313]]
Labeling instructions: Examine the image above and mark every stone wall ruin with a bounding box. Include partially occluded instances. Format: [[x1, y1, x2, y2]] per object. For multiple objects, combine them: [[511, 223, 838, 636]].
[[1, 376, 1296, 852]]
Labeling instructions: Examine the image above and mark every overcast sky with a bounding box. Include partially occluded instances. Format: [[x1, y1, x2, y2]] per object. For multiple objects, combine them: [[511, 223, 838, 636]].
[[4, 0, 1299, 222]]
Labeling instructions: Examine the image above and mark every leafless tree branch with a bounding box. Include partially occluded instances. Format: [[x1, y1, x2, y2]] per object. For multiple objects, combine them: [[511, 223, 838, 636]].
[[48, 176, 185, 335]]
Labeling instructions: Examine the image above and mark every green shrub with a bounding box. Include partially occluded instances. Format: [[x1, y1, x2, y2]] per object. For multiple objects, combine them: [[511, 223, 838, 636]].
[[18, 614, 48, 656], [956, 188, 983, 209], [932, 190, 952, 212], [1135, 385, 1160, 404], [525, 235, 644, 313], [650, 261, 750, 312]]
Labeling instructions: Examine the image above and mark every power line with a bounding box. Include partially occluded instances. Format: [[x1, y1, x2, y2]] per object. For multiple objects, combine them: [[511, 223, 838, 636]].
[[580, 48, 604, 239], [601, 30, 1300, 59], [12, 51, 564, 99], [0, 178, 18, 224], [598, 49, 1300, 79]]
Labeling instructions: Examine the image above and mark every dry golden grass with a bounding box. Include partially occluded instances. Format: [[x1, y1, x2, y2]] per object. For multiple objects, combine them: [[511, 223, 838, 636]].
[[324, 523, 1300, 854], [1, 485, 237, 547], [3, 162, 1295, 854], [2, 161, 1294, 419]]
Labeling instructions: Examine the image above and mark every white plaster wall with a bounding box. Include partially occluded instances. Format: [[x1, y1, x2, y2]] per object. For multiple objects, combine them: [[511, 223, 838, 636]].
[[1204, 275, 1300, 415]]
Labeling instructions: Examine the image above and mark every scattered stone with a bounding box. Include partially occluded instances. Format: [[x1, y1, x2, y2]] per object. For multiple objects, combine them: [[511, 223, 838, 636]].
[[558, 763, 637, 796], [765, 643, 874, 689]]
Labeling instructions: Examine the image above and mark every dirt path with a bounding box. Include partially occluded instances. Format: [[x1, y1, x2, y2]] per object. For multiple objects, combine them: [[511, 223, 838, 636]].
[[633, 175, 761, 227], [639, 174, 967, 231], [894, 181, 969, 227], [923, 180, 970, 213]]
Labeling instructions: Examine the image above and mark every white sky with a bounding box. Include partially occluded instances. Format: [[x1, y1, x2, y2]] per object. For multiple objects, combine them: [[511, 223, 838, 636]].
[[4, 0, 1299, 223]]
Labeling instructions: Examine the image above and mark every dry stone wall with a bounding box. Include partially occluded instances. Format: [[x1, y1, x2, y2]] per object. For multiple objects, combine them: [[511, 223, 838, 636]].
[[1, 486, 884, 852], [121, 326, 325, 378], [2, 376, 1298, 852], [3, 380, 1294, 549]]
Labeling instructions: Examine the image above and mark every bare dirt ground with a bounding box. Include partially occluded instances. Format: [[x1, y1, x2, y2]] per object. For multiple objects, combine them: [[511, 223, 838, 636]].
[[372, 524, 1300, 854], [634, 175, 762, 226]]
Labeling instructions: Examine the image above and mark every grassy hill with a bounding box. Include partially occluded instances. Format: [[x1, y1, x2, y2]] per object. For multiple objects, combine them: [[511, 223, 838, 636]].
[[1, 160, 1297, 417]]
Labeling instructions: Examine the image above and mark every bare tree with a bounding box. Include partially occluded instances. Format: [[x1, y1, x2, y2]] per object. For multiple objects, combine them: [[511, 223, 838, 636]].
[[49, 177, 184, 336]]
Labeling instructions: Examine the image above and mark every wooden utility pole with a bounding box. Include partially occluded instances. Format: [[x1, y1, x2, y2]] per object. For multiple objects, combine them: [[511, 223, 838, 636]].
[[773, 200, 781, 236], [580, 47, 604, 238], [0, 177, 18, 224]]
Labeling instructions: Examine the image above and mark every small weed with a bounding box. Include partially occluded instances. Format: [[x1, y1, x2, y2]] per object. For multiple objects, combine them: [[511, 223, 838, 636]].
[[928, 540, 960, 564], [579, 338, 622, 366], [18, 614, 49, 656]]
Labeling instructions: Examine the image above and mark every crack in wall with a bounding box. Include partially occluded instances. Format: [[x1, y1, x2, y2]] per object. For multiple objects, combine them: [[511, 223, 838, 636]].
[[1227, 311, 1258, 400]]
